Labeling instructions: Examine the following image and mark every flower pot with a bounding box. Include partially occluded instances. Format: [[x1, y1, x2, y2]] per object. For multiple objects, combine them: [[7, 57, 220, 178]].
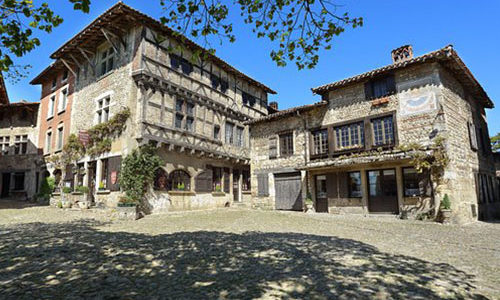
[[305, 203, 315, 213], [440, 209, 452, 224]]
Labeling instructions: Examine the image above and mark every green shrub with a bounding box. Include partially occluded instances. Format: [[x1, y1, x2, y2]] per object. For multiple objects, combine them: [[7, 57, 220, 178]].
[[305, 192, 313, 205], [75, 186, 90, 194], [62, 186, 72, 194], [57, 201, 63, 209], [441, 194, 451, 210], [38, 177, 55, 198]]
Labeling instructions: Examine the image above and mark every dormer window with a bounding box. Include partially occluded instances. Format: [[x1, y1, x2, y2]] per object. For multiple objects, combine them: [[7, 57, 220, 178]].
[[62, 70, 69, 83], [100, 47, 115, 76], [364, 75, 396, 100], [51, 78, 57, 90]]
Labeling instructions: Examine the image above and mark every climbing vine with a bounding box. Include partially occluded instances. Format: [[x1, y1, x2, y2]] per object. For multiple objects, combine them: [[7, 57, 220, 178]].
[[120, 145, 164, 204], [86, 108, 130, 157]]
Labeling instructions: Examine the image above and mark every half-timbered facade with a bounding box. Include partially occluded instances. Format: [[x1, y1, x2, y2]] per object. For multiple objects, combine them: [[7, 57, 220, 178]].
[[35, 3, 274, 211], [249, 45, 499, 223]]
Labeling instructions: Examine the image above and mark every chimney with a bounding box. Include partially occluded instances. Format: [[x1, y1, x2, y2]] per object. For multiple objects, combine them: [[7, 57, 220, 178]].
[[269, 101, 278, 111], [391, 45, 413, 63]]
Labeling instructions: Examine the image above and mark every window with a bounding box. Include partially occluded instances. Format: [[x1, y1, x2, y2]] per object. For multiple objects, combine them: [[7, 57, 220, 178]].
[[269, 137, 277, 159], [58, 88, 68, 113], [365, 75, 396, 99], [348, 171, 362, 198], [96, 97, 110, 124], [242, 169, 251, 191], [242, 92, 256, 107], [154, 169, 168, 190], [14, 135, 28, 155], [100, 47, 115, 76], [51, 78, 57, 90], [0, 136, 9, 155], [403, 167, 421, 197], [225, 122, 235, 144], [212, 167, 223, 191], [279, 132, 294, 156], [56, 126, 64, 151], [210, 74, 229, 93], [371, 116, 394, 146], [236, 126, 244, 147], [45, 131, 52, 153], [62, 70, 69, 82], [174, 99, 195, 131], [213, 125, 220, 140], [335, 122, 364, 150], [48, 95, 55, 118], [13, 173, 25, 191], [312, 129, 328, 155], [468, 121, 478, 151], [170, 54, 193, 75], [169, 170, 191, 191]]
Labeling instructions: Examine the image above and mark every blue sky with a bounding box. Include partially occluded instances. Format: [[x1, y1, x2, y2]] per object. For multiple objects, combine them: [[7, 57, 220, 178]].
[[5, 0, 500, 135]]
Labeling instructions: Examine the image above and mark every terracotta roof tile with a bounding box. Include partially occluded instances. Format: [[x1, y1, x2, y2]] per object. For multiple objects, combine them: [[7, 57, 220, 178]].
[[245, 101, 327, 125]]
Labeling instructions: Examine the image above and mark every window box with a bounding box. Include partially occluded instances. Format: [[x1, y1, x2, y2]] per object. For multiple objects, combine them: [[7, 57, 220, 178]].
[[168, 190, 196, 196], [211, 191, 226, 197], [96, 190, 111, 195]]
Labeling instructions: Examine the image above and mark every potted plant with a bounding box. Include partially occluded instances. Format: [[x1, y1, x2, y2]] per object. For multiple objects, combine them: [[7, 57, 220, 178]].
[[215, 184, 222, 193], [118, 196, 137, 207], [439, 194, 452, 223], [177, 182, 185, 191], [304, 192, 314, 213], [98, 181, 106, 191], [62, 186, 72, 194]]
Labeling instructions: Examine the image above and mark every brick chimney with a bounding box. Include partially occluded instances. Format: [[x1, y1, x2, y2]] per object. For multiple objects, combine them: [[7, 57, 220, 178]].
[[391, 45, 413, 63], [269, 101, 278, 111]]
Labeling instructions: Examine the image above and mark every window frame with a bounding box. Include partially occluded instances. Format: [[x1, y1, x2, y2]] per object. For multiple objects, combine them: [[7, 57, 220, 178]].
[[45, 130, 52, 154], [371, 116, 395, 147], [14, 135, 28, 155], [311, 128, 329, 157], [0, 136, 10, 155], [365, 75, 396, 100], [56, 125, 64, 151], [169, 169, 191, 191], [99, 46, 115, 76], [13, 172, 25, 191], [58, 87, 68, 113], [402, 167, 422, 197], [174, 98, 196, 132], [279, 132, 294, 157], [334, 122, 365, 151], [213, 125, 220, 140], [47, 95, 56, 119], [96, 97, 111, 124]]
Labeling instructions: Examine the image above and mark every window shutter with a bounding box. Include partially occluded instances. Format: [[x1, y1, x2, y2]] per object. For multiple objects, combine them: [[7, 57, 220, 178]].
[[386, 75, 396, 95], [269, 137, 277, 159], [418, 171, 432, 197], [223, 168, 230, 193], [326, 173, 338, 199], [468, 121, 478, 151], [257, 173, 269, 196], [106, 156, 122, 191], [195, 169, 213, 193], [364, 81, 373, 100]]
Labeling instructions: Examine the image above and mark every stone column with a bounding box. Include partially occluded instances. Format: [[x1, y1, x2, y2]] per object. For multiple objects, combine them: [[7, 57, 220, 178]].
[[95, 159, 103, 193], [83, 161, 89, 187], [360, 168, 369, 214], [396, 166, 404, 214]]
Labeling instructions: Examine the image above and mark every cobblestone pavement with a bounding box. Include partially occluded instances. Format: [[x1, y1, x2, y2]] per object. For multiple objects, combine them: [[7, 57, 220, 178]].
[[0, 203, 499, 299]]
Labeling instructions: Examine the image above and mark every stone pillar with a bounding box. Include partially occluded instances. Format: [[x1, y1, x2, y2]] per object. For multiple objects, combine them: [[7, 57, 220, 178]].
[[237, 170, 242, 202], [95, 159, 103, 193], [396, 166, 404, 214], [83, 161, 89, 187]]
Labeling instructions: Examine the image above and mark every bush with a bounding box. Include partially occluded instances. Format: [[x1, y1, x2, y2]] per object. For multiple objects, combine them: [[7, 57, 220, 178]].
[[75, 186, 90, 194], [38, 177, 55, 198], [62, 186, 72, 194], [441, 194, 451, 210], [57, 201, 63, 209], [305, 192, 313, 205], [118, 196, 137, 207]]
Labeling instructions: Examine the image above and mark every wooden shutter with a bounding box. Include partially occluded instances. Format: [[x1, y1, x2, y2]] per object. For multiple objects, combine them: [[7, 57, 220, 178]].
[[386, 75, 396, 95], [326, 173, 338, 199], [195, 169, 213, 193], [257, 173, 269, 196], [364, 81, 373, 100], [468, 122, 478, 151], [339, 172, 349, 198], [106, 156, 122, 191], [223, 168, 230, 193], [418, 171, 432, 197], [269, 137, 277, 159]]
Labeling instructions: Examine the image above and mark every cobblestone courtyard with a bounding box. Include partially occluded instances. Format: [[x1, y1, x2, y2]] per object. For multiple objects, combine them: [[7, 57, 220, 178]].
[[0, 202, 499, 299]]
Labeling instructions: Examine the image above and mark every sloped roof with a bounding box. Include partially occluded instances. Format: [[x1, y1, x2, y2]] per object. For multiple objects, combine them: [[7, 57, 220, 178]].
[[245, 101, 327, 125], [312, 45, 493, 108], [47, 2, 275, 94]]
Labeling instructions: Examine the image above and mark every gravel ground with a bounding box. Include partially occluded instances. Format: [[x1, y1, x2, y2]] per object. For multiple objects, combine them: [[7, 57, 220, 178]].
[[0, 202, 499, 299]]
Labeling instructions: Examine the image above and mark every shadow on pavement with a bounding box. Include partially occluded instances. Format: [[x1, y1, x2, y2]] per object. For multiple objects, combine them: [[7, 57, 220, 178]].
[[0, 220, 487, 299]]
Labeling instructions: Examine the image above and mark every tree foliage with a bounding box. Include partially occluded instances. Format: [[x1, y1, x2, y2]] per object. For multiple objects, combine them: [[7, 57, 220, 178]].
[[0, 0, 90, 81], [120, 145, 164, 203], [1, 0, 361, 80], [160, 0, 362, 69], [491, 132, 500, 153]]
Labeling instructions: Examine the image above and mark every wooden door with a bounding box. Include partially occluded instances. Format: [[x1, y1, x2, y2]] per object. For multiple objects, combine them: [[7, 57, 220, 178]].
[[1, 173, 10, 198], [233, 169, 240, 201], [274, 172, 302, 211], [367, 169, 398, 214], [315, 175, 328, 213]]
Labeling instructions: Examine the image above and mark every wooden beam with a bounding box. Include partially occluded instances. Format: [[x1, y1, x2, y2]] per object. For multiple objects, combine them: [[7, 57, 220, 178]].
[[102, 27, 126, 48], [60, 59, 77, 77], [69, 53, 83, 70], [101, 28, 119, 54], [78, 47, 96, 74]]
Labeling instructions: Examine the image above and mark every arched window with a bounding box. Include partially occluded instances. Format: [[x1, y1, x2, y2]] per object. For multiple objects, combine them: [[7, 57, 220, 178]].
[[169, 170, 191, 191], [154, 168, 169, 191]]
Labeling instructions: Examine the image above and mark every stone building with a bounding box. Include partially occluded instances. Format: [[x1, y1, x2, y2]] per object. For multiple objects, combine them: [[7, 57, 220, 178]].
[[0, 76, 45, 201], [249, 45, 499, 223], [32, 2, 274, 212]]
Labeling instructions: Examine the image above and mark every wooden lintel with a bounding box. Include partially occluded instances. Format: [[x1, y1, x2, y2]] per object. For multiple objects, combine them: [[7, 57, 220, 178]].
[[60, 59, 77, 77], [102, 27, 126, 48], [78, 47, 96, 74], [101, 28, 119, 54], [69, 53, 83, 70]]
